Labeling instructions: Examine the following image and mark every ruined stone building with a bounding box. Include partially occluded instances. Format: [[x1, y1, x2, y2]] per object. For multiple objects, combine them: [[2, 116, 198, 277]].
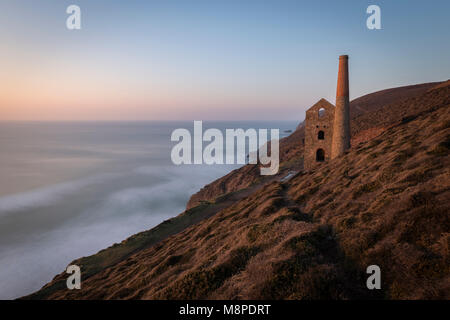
[[304, 55, 351, 170]]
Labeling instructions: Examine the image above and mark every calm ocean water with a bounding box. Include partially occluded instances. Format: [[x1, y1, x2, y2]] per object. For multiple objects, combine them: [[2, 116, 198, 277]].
[[0, 121, 297, 299]]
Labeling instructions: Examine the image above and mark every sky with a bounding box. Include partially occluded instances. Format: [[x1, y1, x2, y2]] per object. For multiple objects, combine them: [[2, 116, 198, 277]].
[[0, 0, 449, 121]]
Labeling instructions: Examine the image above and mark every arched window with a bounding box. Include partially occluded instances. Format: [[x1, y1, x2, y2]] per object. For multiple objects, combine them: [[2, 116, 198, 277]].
[[316, 149, 325, 162], [318, 108, 325, 118], [318, 130, 325, 140]]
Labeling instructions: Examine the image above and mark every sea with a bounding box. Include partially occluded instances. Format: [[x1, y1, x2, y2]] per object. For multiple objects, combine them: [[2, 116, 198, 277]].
[[0, 120, 297, 299]]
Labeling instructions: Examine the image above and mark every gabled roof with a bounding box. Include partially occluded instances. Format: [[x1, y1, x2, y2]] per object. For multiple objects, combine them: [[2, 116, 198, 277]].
[[306, 98, 335, 112]]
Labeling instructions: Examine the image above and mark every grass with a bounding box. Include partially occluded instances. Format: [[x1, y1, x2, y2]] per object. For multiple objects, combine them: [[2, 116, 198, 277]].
[[402, 168, 434, 186], [427, 134, 450, 156], [261, 227, 336, 299], [161, 246, 261, 299], [337, 216, 357, 231], [271, 208, 311, 224], [261, 197, 285, 215], [352, 181, 381, 199], [247, 224, 271, 243], [392, 148, 416, 165], [409, 191, 435, 208], [377, 167, 396, 183]]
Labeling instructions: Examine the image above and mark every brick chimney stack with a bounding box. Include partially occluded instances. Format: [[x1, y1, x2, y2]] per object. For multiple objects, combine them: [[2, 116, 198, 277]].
[[331, 55, 351, 159]]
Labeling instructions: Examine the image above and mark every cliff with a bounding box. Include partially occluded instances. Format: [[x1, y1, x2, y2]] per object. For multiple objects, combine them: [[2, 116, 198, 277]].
[[26, 81, 449, 299]]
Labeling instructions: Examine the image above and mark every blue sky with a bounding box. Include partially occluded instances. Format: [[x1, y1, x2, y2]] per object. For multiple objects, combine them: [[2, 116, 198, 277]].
[[1, 0, 449, 120]]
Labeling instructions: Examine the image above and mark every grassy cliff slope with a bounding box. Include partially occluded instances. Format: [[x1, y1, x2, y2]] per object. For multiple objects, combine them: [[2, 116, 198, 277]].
[[26, 81, 449, 299]]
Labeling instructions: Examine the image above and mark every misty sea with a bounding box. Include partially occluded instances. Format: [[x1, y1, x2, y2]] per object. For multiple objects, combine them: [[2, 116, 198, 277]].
[[0, 120, 297, 299]]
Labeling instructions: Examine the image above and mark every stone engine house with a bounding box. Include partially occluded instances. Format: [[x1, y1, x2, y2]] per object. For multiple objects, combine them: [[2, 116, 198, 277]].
[[304, 55, 351, 170], [304, 99, 335, 169]]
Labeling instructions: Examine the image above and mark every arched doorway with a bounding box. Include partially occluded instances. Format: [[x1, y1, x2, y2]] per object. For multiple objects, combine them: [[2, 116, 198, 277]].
[[316, 149, 325, 162]]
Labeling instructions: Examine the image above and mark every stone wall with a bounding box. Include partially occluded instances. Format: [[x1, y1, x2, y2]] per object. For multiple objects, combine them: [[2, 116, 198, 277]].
[[304, 99, 335, 170]]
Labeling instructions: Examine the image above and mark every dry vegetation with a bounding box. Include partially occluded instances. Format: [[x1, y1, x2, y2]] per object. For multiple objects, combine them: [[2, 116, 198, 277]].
[[27, 82, 450, 300]]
